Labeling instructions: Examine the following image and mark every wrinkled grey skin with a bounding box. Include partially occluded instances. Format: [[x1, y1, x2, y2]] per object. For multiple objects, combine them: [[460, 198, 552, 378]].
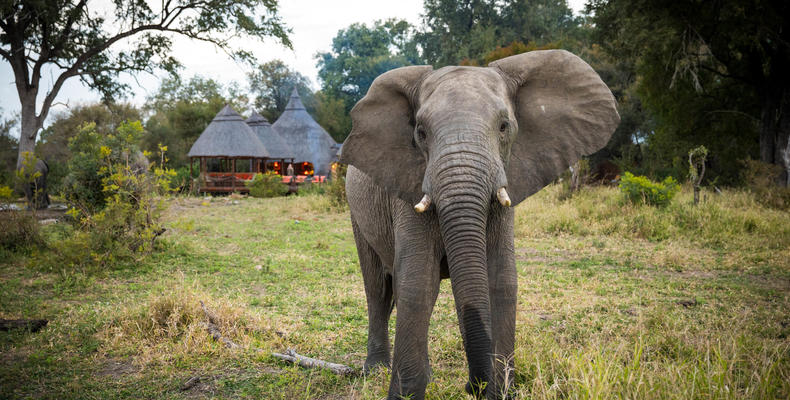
[[24, 159, 50, 210], [341, 50, 620, 399]]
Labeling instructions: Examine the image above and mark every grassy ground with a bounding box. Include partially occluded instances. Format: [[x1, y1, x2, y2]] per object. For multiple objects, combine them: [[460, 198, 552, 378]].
[[1, 185, 788, 399]]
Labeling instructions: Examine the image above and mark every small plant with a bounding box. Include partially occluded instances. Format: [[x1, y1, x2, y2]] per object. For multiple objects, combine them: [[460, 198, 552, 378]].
[[246, 171, 288, 198], [688, 145, 708, 205], [326, 163, 348, 209], [558, 159, 590, 201], [619, 172, 680, 207]]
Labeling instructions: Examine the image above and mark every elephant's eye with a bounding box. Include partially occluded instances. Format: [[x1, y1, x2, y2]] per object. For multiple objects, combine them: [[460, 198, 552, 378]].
[[416, 126, 427, 142], [499, 121, 509, 133]]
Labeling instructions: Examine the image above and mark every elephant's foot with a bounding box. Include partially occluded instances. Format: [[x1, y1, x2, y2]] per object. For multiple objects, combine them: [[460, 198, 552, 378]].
[[363, 352, 390, 375]]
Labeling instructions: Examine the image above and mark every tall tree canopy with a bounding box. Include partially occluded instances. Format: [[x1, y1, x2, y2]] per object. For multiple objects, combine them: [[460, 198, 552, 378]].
[[247, 59, 314, 122], [417, 0, 580, 66], [143, 75, 244, 169], [590, 0, 790, 185], [0, 0, 290, 169], [316, 19, 422, 116]]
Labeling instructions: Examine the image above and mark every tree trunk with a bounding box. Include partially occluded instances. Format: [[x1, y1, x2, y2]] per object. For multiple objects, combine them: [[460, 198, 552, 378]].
[[17, 96, 40, 170], [759, 82, 790, 186]]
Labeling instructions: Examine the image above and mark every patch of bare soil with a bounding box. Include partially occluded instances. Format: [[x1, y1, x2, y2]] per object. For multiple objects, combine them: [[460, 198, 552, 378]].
[[98, 358, 139, 378]]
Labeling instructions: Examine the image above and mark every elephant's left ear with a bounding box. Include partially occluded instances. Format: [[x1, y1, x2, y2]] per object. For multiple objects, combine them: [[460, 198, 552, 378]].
[[489, 50, 620, 206]]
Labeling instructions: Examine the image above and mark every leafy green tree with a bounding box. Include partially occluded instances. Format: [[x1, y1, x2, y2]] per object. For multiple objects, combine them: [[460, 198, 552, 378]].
[[417, 0, 499, 66], [590, 0, 789, 185], [0, 0, 290, 170], [143, 76, 242, 169], [417, 0, 582, 66], [36, 103, 142, 193], [0, 110, 18, 187], [316, 19, 422, 115], [247, 60, 315, 122], [313, 91, 351, 142]]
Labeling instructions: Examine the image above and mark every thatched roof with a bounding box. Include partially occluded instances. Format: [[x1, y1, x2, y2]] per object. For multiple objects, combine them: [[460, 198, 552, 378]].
[[246, 111, 294, 159], [187, 105, 269, 158], [271, 88, 338, 175]]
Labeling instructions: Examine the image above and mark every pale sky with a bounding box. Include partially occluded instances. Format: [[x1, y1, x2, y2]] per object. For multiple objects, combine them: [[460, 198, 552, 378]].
[[0, 0, 586, 135]]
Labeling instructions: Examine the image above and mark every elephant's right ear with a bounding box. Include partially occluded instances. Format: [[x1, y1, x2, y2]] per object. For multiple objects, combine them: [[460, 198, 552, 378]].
[[340, 65, 433, 204]]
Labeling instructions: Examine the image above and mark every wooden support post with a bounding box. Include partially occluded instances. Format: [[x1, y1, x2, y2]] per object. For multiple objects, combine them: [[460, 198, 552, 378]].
[[231, 158, 236, 191]]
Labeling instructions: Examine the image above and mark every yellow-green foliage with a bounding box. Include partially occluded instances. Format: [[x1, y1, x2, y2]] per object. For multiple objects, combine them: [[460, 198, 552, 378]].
[[619, 172, 680, 206], [326, 163, 348, 209], [246, 171, 288, 198], [0, 184, 12, 200], [45, 121, 174, 269]]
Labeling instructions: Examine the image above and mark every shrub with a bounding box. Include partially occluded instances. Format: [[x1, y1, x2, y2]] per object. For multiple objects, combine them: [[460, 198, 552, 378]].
[[740, 159, 790, 210], [0, 184, 42, 251], [619, 172, 680, 207], [246, 172, 288, 198], [0, 211, 42, 251], [326, 163, 348, 209], [46, 121, 173, 269]]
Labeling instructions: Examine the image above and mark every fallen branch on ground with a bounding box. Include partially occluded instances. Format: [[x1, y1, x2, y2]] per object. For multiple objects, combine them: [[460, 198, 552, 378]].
[[180, 376, 201, 391], [199, 300, 239, 349], [198, 301, 356, 376], [272, 348, 356, 376]]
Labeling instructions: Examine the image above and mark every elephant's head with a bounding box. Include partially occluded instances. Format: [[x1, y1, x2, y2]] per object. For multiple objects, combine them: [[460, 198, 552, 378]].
[[341, 50, 619, 391]]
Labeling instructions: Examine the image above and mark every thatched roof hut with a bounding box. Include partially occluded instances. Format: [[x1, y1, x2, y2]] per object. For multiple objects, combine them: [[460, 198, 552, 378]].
[[246, 111, 294, 159], [187, 105, 269, 158], [271, 88, 337, 176]]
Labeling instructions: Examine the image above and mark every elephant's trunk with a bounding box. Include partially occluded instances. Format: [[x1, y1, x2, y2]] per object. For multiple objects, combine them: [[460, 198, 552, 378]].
[[431, 137, 496, 394]]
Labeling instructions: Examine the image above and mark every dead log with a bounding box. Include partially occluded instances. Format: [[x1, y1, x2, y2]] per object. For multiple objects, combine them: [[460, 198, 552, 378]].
[[272, 348, 356, 376], [180, 376, 201, 391], [0, 319, 48, 332], [198, 301, 356, 376]]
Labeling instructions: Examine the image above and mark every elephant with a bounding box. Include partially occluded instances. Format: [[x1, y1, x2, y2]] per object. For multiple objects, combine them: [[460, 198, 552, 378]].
[[340, 49, 620, 399]]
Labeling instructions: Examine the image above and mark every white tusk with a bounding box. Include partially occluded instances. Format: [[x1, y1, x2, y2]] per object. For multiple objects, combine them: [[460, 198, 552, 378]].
[[414, 194, 431, 213], [497, 187, 511, 207]]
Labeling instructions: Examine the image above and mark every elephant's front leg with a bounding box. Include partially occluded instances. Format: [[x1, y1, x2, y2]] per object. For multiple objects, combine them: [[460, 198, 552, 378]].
[[486, 205, 517, 399], [388, 215, 442, 400]]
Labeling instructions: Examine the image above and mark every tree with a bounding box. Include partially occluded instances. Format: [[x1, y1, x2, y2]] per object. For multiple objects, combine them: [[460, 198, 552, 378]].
[[0, 109, 18, 186], [316, 19, 422, 114], [417, 0, 581, 66], [417, 0, 499, 66], [0, 0, 290, 169], [143, 75, 241, 169], [36, 102, 142, 192], [247, 59, 314, 122], [590, 0, 790, 185], [312, 90, 350, 142]]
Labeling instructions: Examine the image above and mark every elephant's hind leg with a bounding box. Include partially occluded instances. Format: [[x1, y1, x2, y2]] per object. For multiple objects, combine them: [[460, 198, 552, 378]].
[[352, 219, 393, 374]]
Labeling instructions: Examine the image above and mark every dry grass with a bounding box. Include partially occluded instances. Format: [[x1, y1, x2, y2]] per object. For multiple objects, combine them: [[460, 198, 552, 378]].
[[1, 185, 788, 399]]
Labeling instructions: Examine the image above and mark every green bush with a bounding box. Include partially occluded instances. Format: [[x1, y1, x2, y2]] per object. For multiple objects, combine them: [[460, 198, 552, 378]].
[[619, 172, 680, 207], [46, 121, 173, 269], [246, 172, 288, 198], [326, 163, 348, 209]]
